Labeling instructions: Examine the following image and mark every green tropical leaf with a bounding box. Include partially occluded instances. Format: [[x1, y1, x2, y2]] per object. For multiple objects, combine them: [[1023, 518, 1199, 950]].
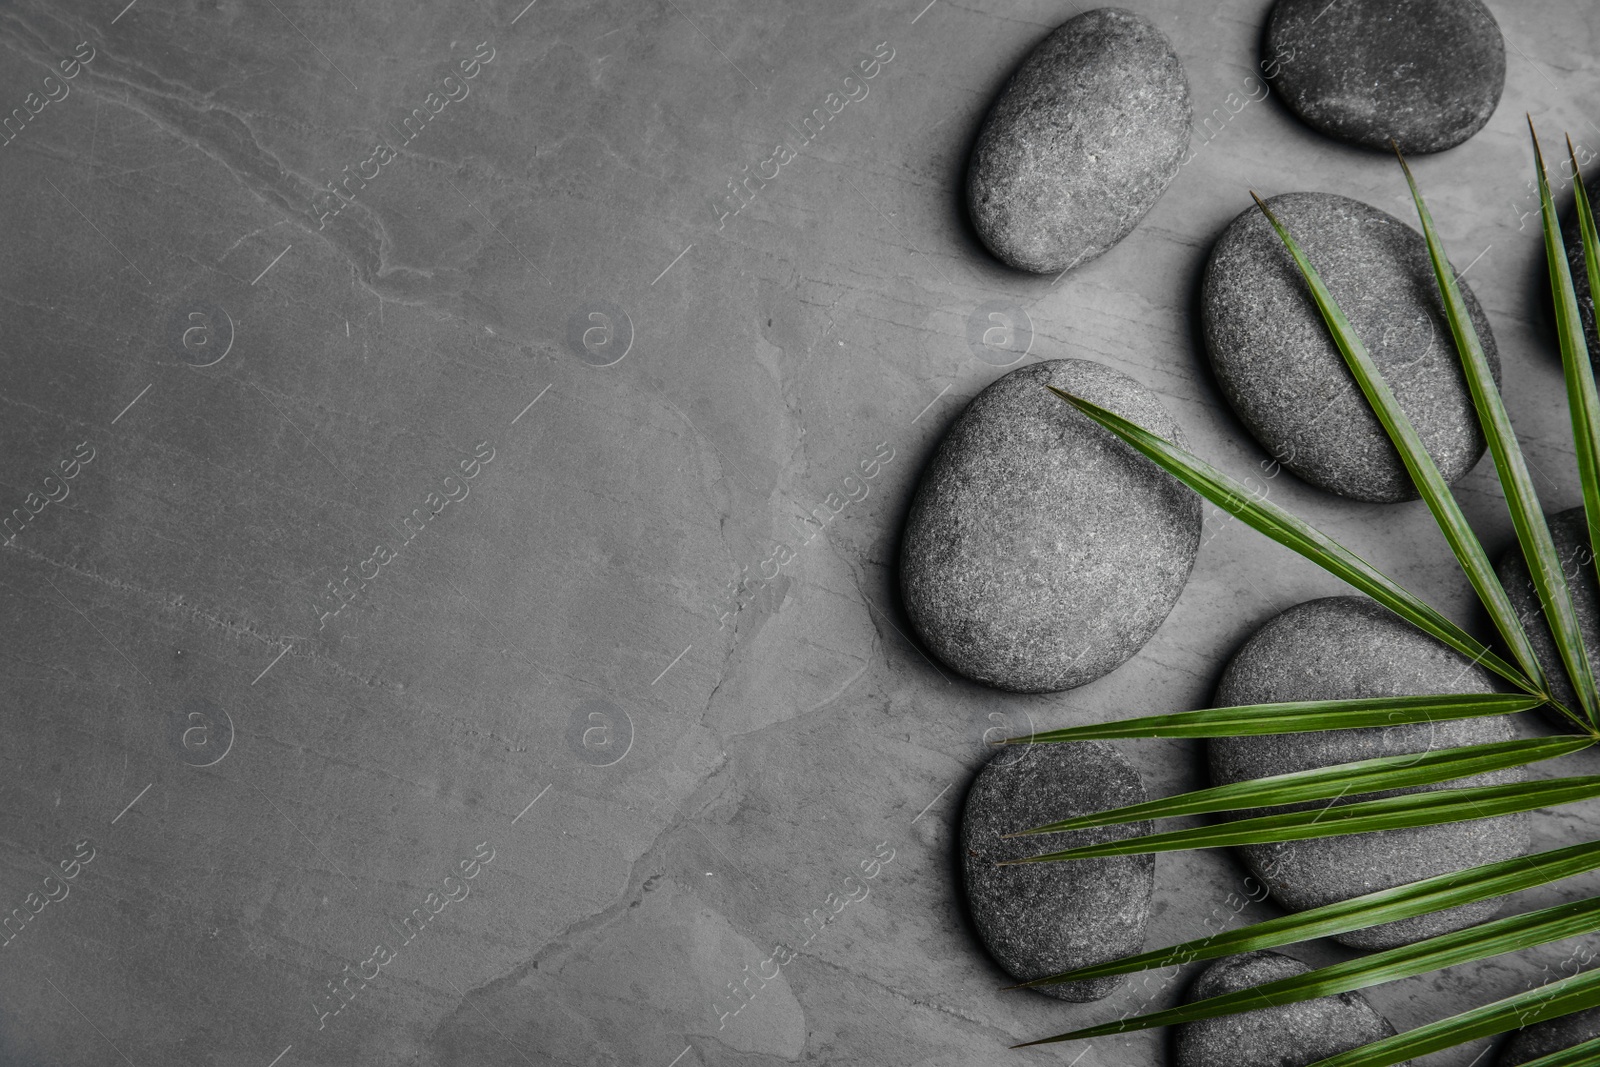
[[1047, 384, 1538, 694], [1253, 190, 1554, 715], [1012, 838, 1600, 989], [1015, 894, 1600, 1046], [1001, 692, 1540, 744], [1569, 136, 1600, 599], [1005, 736, 1593, 837], [1307, 966, 1600, 1067], [1002, 775, 1600, 863], [1396, 143, 1593, 734]]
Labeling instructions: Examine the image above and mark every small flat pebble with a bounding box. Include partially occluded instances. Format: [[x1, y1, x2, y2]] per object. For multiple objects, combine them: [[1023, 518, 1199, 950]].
[[1263, 0, 1505, 153], [1203, 190, 1497, 502], [967, 7, 1190, 274], [960, 740, 1152, 1001], [900, 359, 1200, 693]]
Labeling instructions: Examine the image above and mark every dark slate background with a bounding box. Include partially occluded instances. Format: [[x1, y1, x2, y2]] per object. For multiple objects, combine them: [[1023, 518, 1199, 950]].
[[1, 1, 1596, 1065]]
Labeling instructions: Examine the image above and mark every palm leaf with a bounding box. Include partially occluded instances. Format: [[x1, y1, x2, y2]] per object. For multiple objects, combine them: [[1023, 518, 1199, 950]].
[[1002, 775, 1600, 863], [1005, 736, 1592, 837], [1047, 384, 1538, 694], [1016, 894, 1600, 1045], [1307, 967, 1600, 1067], [1001, 693, 1541, 743], [1252, 191, 1553, 712], [1396, 143, 1593, 733], [1511, 1036, 1600, 1067], [1568, 136, 1600, 597], [1012, 838, 1600, 989]]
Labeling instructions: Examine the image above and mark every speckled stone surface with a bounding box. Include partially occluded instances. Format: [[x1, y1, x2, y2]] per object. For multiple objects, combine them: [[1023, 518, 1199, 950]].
[[1174, 951, 1408, 1067], [966, 7, 1191, 274], [1203, 191, 1498, 502], [1496, 505, 1600, 721], [1263, 0, 1506, 153], [1212, 596, 1530, 949], [1564, 173, 1600, 362], [900, 358, 1201, 693], [960, 740, 1152, 1001], [1498, 1006, 1600, 1064]]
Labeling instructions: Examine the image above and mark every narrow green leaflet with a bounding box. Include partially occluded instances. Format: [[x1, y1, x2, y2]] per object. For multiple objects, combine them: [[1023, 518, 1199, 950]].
[[1002, 775, 1600, 863], [1005, 736, 1592, 837], [1015, 894, 1600, 1045], [1046, 385, 1537, 694], [1510, 1036, 1600, 1067], [1253, 190, 1554, 712], [1398, 144, 1593, 734], [1568, 137, 1600, 630], [1001, 693, 1541, 744], [1013, 839, 1600, 989], [1308, 967, 1600, 1067]]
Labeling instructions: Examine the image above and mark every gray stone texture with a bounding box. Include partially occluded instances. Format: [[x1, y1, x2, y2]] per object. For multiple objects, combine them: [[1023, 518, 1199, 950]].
[[901, 358, 1201, 693], [1203, 191, 1498, 502], [966, 7, 1191, 273]]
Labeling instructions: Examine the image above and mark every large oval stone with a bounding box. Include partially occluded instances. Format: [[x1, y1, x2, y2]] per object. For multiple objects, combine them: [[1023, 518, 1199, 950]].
[[1496, 504, 1600, 722], [960, 740, 1152, 1000], [1499, 1007, 1600, 1064], [900, 358, 1200, 693], [1174, 951, 1407, 1067], [1263, 0, 1505, 153], [966, 8, 1190, 274], [1203, 191, 1498, 502], [1211, 596, 1529, 949]]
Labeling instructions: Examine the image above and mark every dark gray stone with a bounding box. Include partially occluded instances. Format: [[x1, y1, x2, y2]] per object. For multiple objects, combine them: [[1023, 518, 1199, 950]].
[[1496, 504, 1600, 723], [960, 740, 1153, 1001], [1564, 174, 1600, 364], [1263, 0, 1505, 153], [1212, 596, 1530, 950], [1499, 1006, 1600, 1064], [966, 7, 1190, 274], [1174, 951, 1408, 1067], [1203, 191, 1498, 502], [900, 358, 1201, 693]]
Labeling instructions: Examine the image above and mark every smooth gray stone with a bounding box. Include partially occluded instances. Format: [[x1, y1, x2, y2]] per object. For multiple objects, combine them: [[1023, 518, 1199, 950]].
[[1175, 951, 1408, 1067], [1203, 190, 1498, 502], [1263, 0, 1505, 153], [966, 7, 1190, 274], [900, 358, 1200, 693], [1495, 504, 1600, 724], [1499, 1006, 1600, 1064], [1211, 596, 1530, 949], [960, 740, 1152, 1001]]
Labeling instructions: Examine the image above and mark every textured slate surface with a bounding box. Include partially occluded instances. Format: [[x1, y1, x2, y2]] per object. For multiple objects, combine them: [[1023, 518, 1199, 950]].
[[1, 2, 1598, 1066]]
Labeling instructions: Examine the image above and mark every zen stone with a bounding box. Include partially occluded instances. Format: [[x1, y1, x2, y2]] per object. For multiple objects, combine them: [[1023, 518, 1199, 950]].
[[966, 8, 1190, 274], [1564, 173, 1600, 363], [960, 740, 1152, 1001], [1499, 1007, 1600, 1064], [1203, 191, 1497, 502], [1174, 951, 1407, 1067], [1495, 504, 1600, 720], [1211, 596, 1530, 950], [1263, 0, 1505, 153], [900, 359, 1200, 693]]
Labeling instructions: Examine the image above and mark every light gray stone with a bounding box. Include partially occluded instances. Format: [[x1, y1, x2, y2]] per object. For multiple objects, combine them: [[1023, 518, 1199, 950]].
[[960, 740, 1152, 1001], [1203, 190, 1498, 502], [966, 7, 1190, 274], [1263, 0, 1505, 153], [1212, 596, 1530, 949], [1174, 951, 1408, 1067], [900, 358, 1201, 693]]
